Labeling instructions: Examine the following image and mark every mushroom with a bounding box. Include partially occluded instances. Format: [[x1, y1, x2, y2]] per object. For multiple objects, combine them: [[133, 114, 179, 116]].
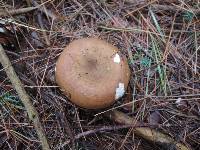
[[55, 38, 130, 109]]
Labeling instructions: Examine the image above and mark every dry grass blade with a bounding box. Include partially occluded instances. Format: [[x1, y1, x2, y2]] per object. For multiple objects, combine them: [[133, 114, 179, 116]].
[[0, 44, 50, 150]]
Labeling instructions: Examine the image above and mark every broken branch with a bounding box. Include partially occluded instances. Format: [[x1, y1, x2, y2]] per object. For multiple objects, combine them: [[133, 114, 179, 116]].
[[0, 44, 50, 150], [105, 110, 190, 150]]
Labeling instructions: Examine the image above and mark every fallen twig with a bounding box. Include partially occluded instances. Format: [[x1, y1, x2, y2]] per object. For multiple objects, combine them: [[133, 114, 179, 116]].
[[105, 110, 190, 150], [0, 6, 39, 17], [0, 44, 50, 150], [152, 4, 200, 15], [61, 110, 190, 149], [61, 124, 139, 147]]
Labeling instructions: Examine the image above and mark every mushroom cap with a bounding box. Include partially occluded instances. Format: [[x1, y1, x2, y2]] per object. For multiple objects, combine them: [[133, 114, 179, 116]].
[[55, 38, 130, 109]]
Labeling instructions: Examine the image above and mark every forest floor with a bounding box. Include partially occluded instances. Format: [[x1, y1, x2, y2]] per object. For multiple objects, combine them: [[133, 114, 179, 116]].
[[0, 0, 199, 150]]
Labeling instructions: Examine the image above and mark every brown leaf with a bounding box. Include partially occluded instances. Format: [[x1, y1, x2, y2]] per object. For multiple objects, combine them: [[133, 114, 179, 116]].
[[148, 111, 161, 125]]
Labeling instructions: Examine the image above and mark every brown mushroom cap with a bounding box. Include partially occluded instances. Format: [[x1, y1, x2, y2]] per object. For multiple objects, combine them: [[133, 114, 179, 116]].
[[55, 38, 130, 109]]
